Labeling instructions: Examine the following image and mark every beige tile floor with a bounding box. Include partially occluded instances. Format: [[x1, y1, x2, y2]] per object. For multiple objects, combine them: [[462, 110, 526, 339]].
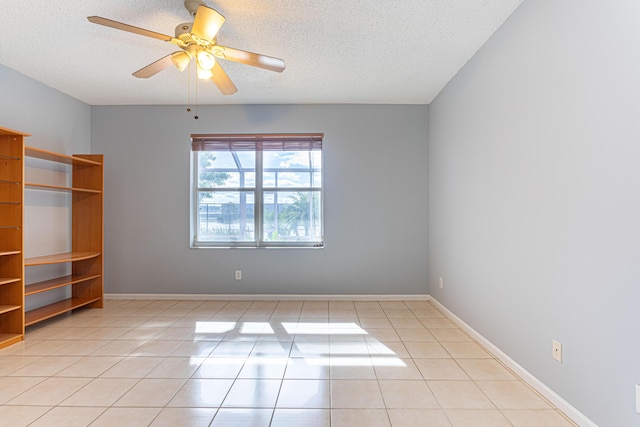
[[0, 299, 577, 426]]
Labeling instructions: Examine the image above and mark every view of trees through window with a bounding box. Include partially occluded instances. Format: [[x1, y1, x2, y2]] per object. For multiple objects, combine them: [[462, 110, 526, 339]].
[[194, 148, 322, 247]]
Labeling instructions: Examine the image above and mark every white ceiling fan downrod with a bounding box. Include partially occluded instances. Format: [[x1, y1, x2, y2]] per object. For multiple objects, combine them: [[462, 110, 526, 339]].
[[184, 0, 207, 17]]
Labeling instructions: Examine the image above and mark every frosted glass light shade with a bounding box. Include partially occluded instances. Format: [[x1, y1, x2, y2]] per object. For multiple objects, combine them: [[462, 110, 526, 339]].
[[171, 52, 191, 72]]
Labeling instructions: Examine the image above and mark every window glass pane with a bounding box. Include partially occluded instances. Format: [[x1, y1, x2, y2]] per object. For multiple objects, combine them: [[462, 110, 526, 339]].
[[310, 151, 322, 167], [262, 191, 322, 242], [311, 152, 322, 186], [263, 151, 321, 189], [236, 152, 255, 170], [264, 151, 309, 169], [212, 171, 254, 188], [312, 172, 322, 187], [200, 151, 236, 168], [197, 191, 254, 242], [197, 151, 255, 188], [263, 171, 311, 188]]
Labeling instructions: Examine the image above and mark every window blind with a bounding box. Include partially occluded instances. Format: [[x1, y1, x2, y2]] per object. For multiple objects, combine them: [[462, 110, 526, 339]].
[[191, 133, 323, 151]]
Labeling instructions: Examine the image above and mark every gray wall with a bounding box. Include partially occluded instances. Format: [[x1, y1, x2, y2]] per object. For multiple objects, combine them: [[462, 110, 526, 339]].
[[91, 104, 429, 295], [0, 65, 91, 155], [1, 64, 92, 308], [429, 1, 640, 425]]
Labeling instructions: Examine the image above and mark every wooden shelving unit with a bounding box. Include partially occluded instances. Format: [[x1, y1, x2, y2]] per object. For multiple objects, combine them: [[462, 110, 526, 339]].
[[0, 125, 103, 348], [0, 126, 27, 350], [24, 149, 103, 327]]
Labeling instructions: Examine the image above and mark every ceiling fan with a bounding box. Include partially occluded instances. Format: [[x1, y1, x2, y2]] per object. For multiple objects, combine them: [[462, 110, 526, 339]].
[[88, 0, 286, 95]]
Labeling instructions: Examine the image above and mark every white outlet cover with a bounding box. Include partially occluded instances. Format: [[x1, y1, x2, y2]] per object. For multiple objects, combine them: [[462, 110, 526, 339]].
[[636, 384, 640, 414], [552, 340, 562, 363]]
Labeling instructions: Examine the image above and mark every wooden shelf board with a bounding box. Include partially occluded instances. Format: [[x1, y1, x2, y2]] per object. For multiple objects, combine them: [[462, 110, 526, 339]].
[[25, 147, 102, 166], [25, 251, 101, 266], [26, 274, 101, 296], [0, 250, 21, 257], [25, 183, 102, 194], [0, 153, 21, 161], [0, 126, 30, 137], [0, 278, 21, 286], [0, 334, 23, 350], [0, 305, 21, 315], [25, 297, 102, 326]]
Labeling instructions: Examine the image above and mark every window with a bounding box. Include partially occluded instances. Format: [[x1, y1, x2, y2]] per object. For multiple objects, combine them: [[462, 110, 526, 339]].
[[191, 133, 323, 248]]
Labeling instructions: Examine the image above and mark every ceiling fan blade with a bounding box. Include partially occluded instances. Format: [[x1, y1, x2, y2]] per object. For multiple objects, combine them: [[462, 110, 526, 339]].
[[191, 5, 225, 42], [211, 62, 238, 95], [213, 46, 286, 72], [88, 16, 173, 41], [132, 54, 176, 78]]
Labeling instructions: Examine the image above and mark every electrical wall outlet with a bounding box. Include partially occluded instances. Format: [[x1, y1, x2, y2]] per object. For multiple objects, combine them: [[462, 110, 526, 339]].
[[235, 270, 242, 280], [635, 384, 640, 414], [552, 340, 562, 362], [439, 277, 444, 288]]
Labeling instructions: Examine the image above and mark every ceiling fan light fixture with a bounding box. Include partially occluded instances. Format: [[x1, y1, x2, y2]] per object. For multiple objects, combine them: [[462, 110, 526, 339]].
[[171, 51, 192, 72], [196, 50, 216, 70], [196, 64, 213, 80]]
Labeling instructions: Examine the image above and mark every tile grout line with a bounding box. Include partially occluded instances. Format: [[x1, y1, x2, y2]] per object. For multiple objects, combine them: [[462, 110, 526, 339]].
[[0, 299, 577, 426]]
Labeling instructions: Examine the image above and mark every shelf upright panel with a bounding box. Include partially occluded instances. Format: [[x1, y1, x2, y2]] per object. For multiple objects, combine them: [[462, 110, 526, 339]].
[[0, 126, 28, 349], [72, 154, 104, 308]]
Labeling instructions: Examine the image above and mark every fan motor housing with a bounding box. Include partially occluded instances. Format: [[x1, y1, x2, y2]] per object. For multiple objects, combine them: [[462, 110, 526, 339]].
[[175, 22, 192, 38], [175, 22, 216, 47]]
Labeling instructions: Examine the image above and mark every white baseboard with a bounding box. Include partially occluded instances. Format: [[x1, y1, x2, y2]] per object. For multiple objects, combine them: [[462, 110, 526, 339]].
[[105, 293, 431, 302], [429, 297, 597, 427]]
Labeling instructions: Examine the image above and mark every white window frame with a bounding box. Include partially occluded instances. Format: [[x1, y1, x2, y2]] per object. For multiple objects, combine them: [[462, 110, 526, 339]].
[[190, 133, 324, 248]]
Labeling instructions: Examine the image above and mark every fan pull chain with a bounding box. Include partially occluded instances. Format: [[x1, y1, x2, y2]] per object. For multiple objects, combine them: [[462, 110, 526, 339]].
[[186, 61, 192, 113], [194, 74, 199, 120]]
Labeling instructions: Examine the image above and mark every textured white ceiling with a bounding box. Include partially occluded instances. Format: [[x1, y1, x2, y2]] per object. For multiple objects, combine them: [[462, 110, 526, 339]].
[[0, 0, 523, 105]]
